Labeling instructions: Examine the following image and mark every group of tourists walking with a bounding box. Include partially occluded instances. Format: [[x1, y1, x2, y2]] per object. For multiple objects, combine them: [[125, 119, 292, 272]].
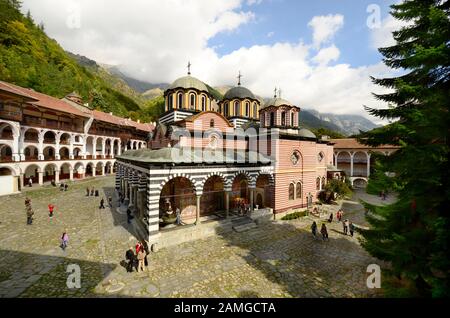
[[125, 241, 149, 273], [311, 221, 329, 241], [311, 207, 356, 241]]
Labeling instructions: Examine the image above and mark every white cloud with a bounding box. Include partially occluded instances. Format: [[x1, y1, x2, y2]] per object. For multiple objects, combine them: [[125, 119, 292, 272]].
[[247, 0, 263, 5], [312, 45, 340, 66], [308, 14, 344, 48], [370, 14, 410, 49], [21, 1, 396, 124]]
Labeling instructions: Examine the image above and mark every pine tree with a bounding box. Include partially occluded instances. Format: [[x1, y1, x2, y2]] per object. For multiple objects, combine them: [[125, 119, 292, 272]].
[[359, 0, 449, 297]]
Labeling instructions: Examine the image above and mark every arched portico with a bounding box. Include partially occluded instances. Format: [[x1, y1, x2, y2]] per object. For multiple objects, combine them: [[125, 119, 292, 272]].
[[160, 176, 197, 224]]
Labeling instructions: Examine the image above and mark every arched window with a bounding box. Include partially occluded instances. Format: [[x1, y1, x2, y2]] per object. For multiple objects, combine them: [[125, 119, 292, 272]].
[[291, 112, 294, 127], [318, 152, 325, 162], [289, 183, 295, 200], [201, 95, 206, 111], [234, 101, 240, 116], [169, 94, 174, 109], [281, 112, 286, 126], [177, 93, 183, 109], [224, 102, 229, 116], [245, 102, 250, 117], [322, 177, 326, 188], [296, 182, 302, 199], [210, 119, 214, 128], [190, 93, 196, 109], [253, 103, 258, 118], [316, 177, 321, 191], [270, 112, 275, 126]]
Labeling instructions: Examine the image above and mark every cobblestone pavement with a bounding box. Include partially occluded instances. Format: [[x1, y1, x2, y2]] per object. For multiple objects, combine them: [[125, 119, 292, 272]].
[[0, 177, 386, 298]]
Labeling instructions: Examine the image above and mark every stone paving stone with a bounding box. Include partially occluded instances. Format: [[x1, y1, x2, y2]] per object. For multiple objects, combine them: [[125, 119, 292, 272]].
[[0, 178, 386, 298]]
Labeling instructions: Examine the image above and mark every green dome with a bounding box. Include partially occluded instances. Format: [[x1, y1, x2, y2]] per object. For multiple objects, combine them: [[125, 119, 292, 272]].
[[223, 86, 255, 100], [298, 128, 316, 139], [263, 97, 294, 108], [168, 75, 208, 92]]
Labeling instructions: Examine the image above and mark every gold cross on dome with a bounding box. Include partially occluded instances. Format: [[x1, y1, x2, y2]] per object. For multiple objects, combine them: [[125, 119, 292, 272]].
[[237, 71, 242, 86], [187, 61, 191, 75]]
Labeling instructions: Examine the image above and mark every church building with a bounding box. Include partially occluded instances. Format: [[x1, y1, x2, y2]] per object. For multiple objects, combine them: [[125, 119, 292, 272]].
[[115, 68, 334, 246]]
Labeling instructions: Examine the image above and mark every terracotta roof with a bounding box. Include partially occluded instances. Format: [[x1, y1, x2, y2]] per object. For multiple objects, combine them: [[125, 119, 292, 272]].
[[93, 110, 124, 126], [1, 80, 154, 133], [0, 81, 38, 101], [330, 138, 398, 149], [0, 81, 89, 117]]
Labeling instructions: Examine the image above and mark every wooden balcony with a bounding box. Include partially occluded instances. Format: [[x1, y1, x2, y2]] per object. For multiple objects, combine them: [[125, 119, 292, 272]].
[[0, 156, 13, 163]]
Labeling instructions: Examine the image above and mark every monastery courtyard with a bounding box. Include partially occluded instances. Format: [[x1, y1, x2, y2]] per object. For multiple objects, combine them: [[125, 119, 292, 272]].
[[0, 176, 394, 298]]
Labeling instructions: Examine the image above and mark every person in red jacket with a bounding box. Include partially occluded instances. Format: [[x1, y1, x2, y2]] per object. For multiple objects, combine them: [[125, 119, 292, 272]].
[[48, 204, 55, 218]]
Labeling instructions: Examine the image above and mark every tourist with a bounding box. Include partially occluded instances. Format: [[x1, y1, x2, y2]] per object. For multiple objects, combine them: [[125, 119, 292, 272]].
[[137, 248, 146, 272], [125, 247, 135, 272], [176, 207, 181, 225], [135, 241, 143, 255], [311, 221, 318, 239], [349, 221, 355, 237], [60, 183, 65, 191], [86, 187, 90, 196], [95, 189, 99, 197], [108, 196, 112, 208], [60, 231, 69, 251], [25, 197, 34, 225], [142, 240, 149, 268], [328, 213, 333, 223], [343, 219, 349, 235], [320, 223, 329, 241], [64, 183, 68, 191], [91, 188, 95, 196], [48, 203, 55, 218], [126, 208, 133, 224], [28, 177, 33, 187], [99, 198, 105, 209]]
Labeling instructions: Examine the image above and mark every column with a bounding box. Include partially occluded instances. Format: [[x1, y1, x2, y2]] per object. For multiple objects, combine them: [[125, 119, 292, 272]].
[[225, 191, 230, 219], [55, 137, 61, 160], [111, 142, 115, 159], [19, 173, 24, 189], [118, 141, 122, 156], [249, 187, 255, 212], [38, 171, 43, 185], [101, 165, 105, 176], [55, 170, 60, 184], [334, 153, 337, 167], [69, 168, 74, 181], [195, 194, 201, 225], [38, 134, 44, 160], [92, 166, 96, 177], [12, 133, 20, 161], [367, 153, 371, 177], [350, 153, 354, 177], [101, 139, 106, 158]]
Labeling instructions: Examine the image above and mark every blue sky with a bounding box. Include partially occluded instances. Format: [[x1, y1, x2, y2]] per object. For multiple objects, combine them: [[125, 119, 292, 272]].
[[21, 0, 402, 123], [210, 0, 396, 67]]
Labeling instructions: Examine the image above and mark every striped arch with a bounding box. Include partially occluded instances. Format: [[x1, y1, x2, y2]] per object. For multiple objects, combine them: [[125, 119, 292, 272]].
[[228, 170, 252, 189], [157, 173, 198, 195], [200, 172, 226, 189], [256, 171, 275, 186]]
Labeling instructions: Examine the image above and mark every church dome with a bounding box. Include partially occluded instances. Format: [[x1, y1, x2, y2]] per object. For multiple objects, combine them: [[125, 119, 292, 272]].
[[168, 75, 208, 93], [298, 128, 316, 139], [223, 86, 256, 100], [263, 97, 294, 109]]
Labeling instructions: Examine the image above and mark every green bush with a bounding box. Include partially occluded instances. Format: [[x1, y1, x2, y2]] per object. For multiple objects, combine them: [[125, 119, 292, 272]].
[[281, 211, 307, 220], [322, 179, 352, 201]]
